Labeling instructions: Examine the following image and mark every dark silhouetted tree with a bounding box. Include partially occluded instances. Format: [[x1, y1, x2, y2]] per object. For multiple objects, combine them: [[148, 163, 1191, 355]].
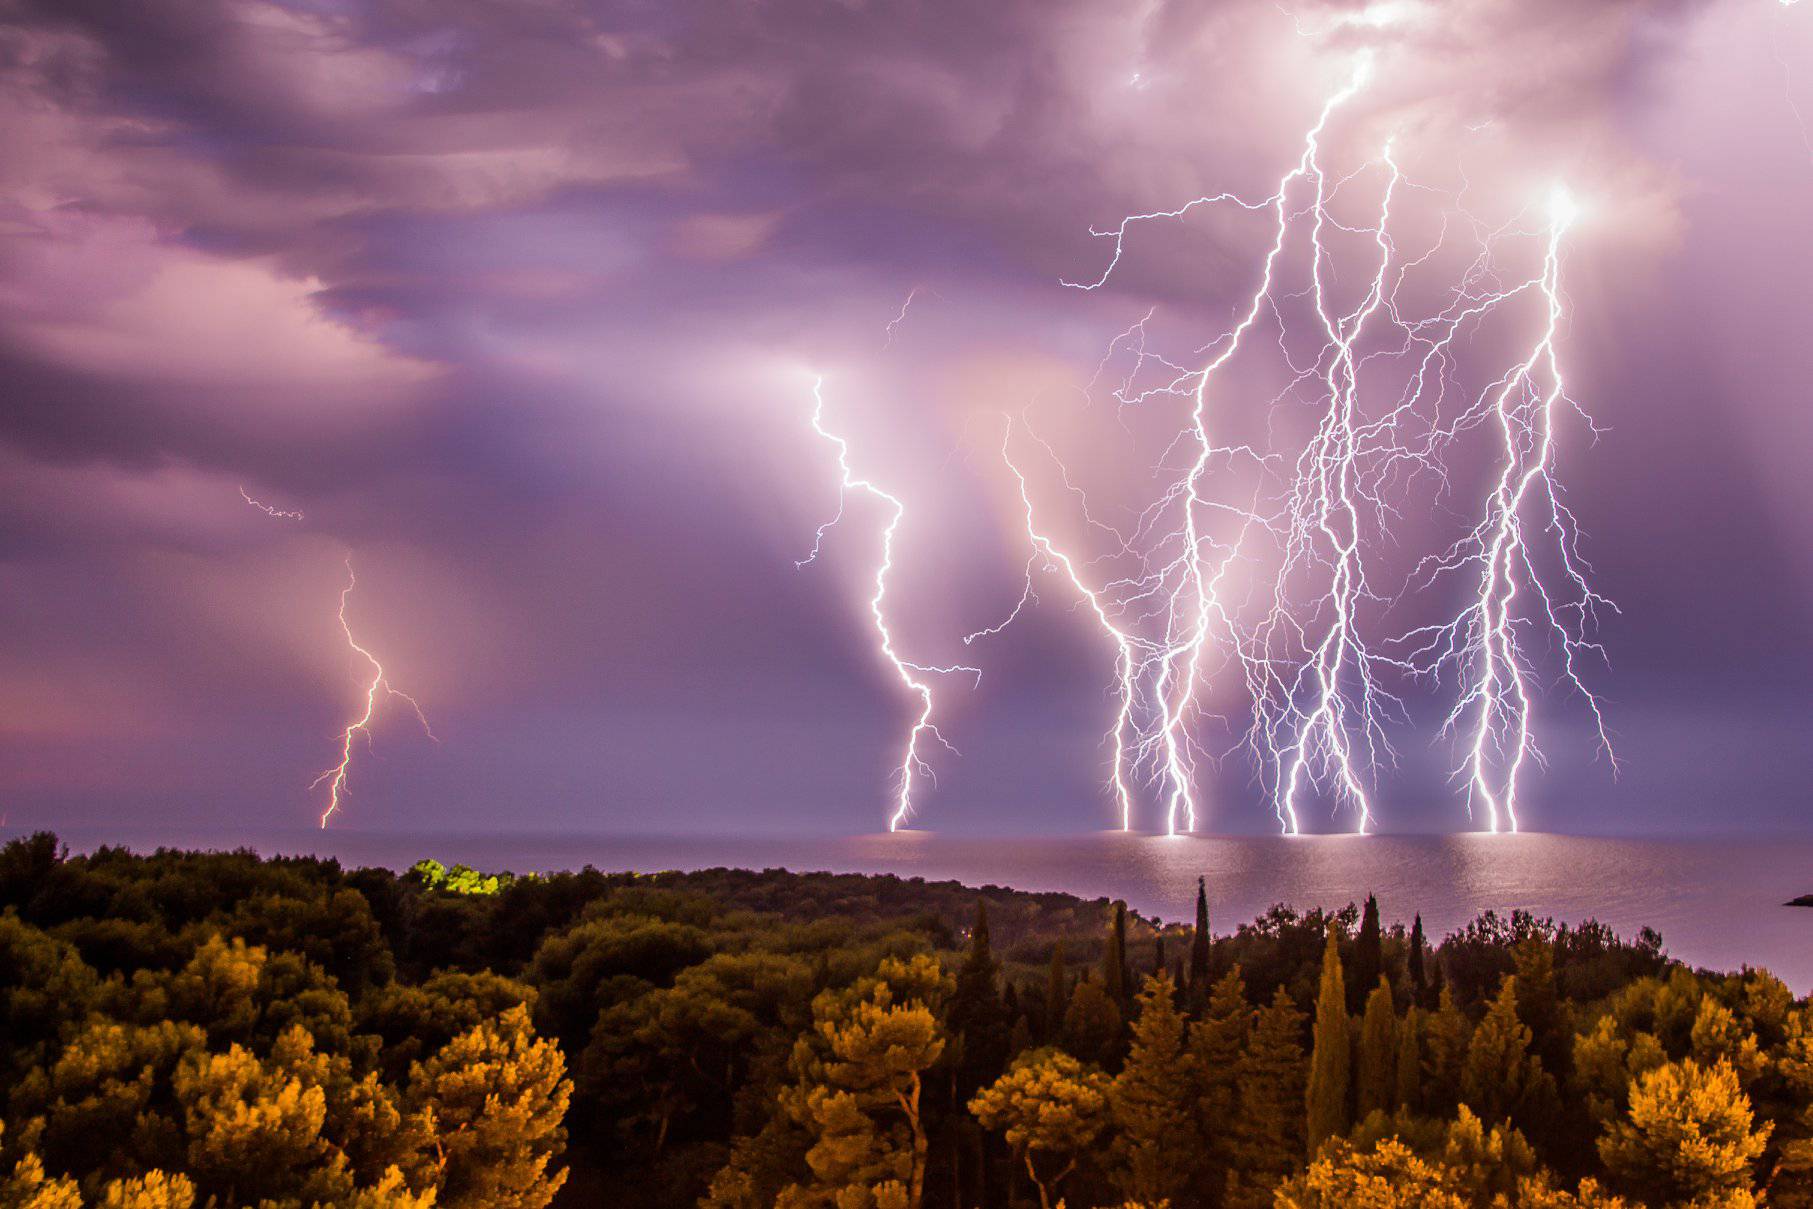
[[1352, 895, 1382, 1014], [1190, 878, 1213, 989]]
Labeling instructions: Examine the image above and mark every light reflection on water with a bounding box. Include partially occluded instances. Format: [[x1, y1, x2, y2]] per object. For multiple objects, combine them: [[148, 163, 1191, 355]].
[[43, 828, 1813, 992]]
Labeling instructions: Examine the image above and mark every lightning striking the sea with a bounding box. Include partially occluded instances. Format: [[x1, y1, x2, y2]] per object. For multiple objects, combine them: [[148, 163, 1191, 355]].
[[241, 486, 435, 827], [311, 559, 437, 828], [798, 377, 982, 831]]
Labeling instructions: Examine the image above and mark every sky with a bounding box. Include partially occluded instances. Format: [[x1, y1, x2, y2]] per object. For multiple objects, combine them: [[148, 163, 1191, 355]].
[[1, 0, 1810, 837]]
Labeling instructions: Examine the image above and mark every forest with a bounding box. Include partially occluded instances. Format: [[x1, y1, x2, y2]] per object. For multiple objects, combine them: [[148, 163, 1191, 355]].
[[0, 832, 1806, 1208]]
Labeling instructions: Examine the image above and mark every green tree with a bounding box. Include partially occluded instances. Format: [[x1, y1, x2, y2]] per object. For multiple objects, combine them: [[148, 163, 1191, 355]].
[[1190, 965, 1249, 1186], [1357, 977, 1397, 1119], [968, 1048, 1110, 1209], [1105, 903, 1130, 1004], [1109, 974, 1200, 1204], [1394, 1005, 1422, 1114], [1307, 923, 1352, 1156], [1062, 974, 1123, 1069], [1462, 976, 1556, 1128], [948, 901, 1009, 1100], [1224, 987, 1307, 1209], [409, 1004, 572, 1209], [1422, 985, 1471, 1116], [1598, 1058, 1769, 1207], [1043, 943, 1068, 1043], [583, 951, 814, 1152], [1408, 915, 1428, 1007]]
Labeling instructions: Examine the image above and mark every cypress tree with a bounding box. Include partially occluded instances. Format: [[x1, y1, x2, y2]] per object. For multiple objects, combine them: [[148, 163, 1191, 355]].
[[1395, 1005, 1422, 1113], [1044, 943, 1068, 1043], [1153, 933, 1167, 978], [1306, 922, 1351, 1156], [1356, 976, 1397, 1120], [1351, 894, 1382, 1014], [1190, 877, 1212, 988], [1408, 914, 1428, 1008], [1105, 902, 1130, 1004], [949, 900, 1008, 1098]]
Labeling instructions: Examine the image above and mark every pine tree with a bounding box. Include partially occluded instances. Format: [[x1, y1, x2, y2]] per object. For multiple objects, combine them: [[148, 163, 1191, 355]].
[[1044, 943, 1068, 1043], [1394, 1005, 1422, 1114], [1224, 987, 1308, 1209], [1351, 895, 1382, 1015], [1109, 975, 1201, 1205], [408, 1005, 572, 1209], [779, 956, 948, 1209], [1105, 903, 1130, 1005], [1598, 1058, 1770, 1206], [1307, 923, 1352, 1157], [969, 1048, 1111, 1209], [1408, 915, 1428, 1008], [1356, 977, 1397, 1121], [1190, 878, 1213, 989]]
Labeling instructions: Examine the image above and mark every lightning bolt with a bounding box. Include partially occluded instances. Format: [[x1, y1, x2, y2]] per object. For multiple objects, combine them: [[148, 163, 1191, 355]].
[[798, 377, 981, 831], [1398, 187, 1615, 833], [239, 485, 304, 521], [310, 558, 437, 828], [966, 415, 1145, 829], [882, 288, 941, 349], [992, 50, 1612, 834]]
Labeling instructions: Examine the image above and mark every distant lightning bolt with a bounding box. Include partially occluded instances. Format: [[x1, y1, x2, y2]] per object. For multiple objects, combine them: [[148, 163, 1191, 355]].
[[311, 558, 436, 828], [966, 415, 1144, 829], [882, 288, 942, 349], [239, 482, 433, 826], [239, 486, 304, 521], [798, 377, 981, 830]]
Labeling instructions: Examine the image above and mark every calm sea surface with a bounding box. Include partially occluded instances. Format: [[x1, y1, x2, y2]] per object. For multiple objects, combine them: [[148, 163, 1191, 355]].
[[38, 829, 1813, 991]]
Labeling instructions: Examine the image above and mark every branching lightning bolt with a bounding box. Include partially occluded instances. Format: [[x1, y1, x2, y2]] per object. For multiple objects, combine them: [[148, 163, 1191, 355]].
[[311, 558, 437, 828], [967, 415, 1146, 829], [798, 377, 981, 830], [1399, 187, 1615, 832], [968, 52, 1613, 833]]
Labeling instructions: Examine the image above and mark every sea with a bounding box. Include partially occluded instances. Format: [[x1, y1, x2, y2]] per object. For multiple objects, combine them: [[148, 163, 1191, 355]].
[[32, 829, 1813, 992]]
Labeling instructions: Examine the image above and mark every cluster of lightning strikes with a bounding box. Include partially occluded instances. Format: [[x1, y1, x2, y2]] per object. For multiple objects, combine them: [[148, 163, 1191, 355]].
[[805, 54, 1616, 835], [240, 486, 433, 827], [797, 377, 982, 831]]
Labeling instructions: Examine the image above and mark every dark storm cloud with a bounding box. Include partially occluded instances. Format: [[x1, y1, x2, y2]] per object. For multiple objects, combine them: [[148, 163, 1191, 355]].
[[0, 0, 1806, 834]]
